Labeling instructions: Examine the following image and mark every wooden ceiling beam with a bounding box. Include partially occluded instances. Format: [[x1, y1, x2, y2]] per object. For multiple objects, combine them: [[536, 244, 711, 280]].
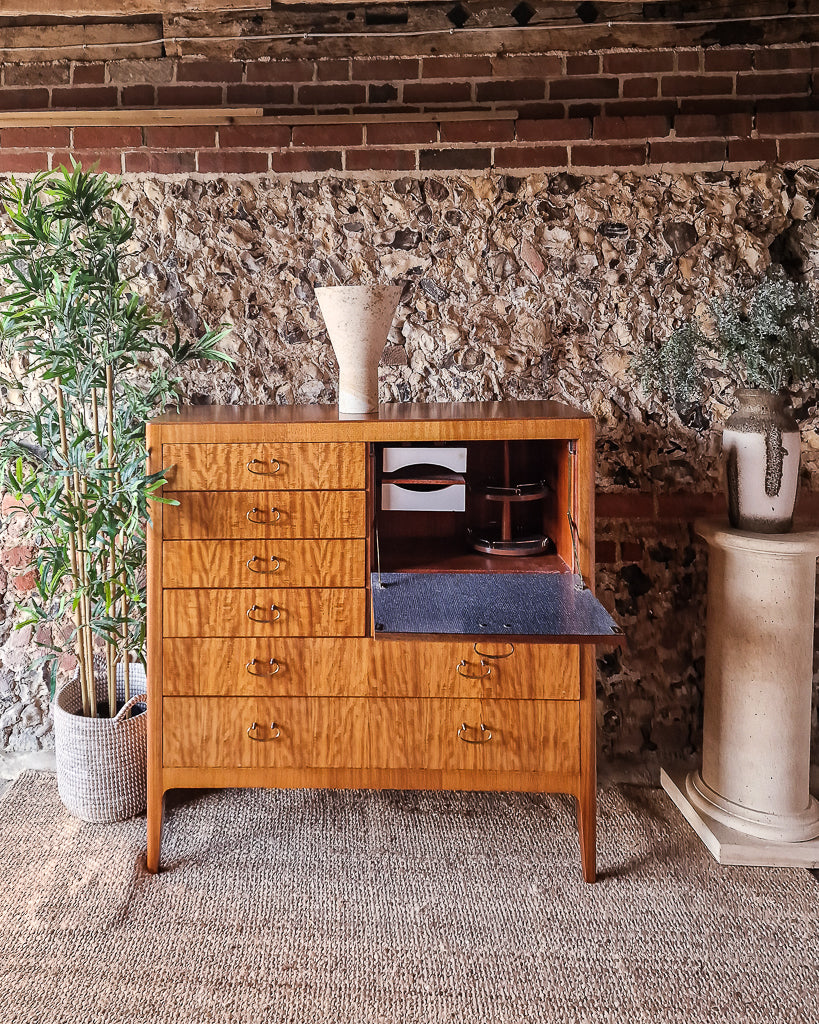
[[0, 1, 268, 15]]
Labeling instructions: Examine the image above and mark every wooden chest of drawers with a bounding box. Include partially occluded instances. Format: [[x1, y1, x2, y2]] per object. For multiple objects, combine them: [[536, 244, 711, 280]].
[[146, 401, 620, 881]]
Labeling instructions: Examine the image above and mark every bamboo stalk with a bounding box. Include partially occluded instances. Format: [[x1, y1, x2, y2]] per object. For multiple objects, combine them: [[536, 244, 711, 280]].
[[94, 387, 117, 713], [55, 381, 91, 718], [105, 365, 117, 716]]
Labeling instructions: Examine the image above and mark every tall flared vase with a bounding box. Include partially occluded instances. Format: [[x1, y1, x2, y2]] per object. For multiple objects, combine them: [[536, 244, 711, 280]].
[[722, 388, 801, 533], [315, 284, 403, 414]]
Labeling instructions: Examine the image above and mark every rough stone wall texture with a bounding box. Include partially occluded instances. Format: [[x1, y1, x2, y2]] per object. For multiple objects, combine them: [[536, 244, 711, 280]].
[[1, 166, 818, 773]]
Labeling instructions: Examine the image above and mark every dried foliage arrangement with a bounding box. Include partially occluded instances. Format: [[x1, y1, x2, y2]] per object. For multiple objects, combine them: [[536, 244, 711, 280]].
[[0, 166, 231, 718]]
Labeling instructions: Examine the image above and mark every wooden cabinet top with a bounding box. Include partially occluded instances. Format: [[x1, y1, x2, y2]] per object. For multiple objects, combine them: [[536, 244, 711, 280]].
[[148, 400, 594, 443]]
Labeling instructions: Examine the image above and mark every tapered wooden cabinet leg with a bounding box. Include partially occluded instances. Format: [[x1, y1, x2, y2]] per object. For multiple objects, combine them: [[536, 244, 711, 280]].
[[147, 786, 164, 874], [577, 794, 597, 883]]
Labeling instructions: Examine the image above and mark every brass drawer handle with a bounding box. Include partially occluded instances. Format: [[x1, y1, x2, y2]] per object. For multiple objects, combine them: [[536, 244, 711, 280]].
[[246, 603, 281, 623], [247, 555, 280, 573], [246, 658, 280, 676], [247, 507, 281, 524], [246, 458, 281, 475], [473, 642, 515, 659], [247, 721, 281, 741], [457, 722, 492, 744], [456, 659, 491, 679]]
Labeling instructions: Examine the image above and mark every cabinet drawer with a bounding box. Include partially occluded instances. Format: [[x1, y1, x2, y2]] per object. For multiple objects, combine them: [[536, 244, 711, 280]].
[[162, 539, 366, 589], [162, 442, 366, 492], [163, 589, 367, 638], [162, 490, 366, 540], [163, 696, 579, 774]]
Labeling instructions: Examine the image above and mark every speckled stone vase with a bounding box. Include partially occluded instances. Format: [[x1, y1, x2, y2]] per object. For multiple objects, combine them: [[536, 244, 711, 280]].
[[722, 388, 801, 533], [315, 284, 403, 415]]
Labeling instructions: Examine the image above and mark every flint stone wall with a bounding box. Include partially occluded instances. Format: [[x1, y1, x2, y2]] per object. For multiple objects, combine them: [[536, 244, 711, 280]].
[[1, 166, 817, 773]]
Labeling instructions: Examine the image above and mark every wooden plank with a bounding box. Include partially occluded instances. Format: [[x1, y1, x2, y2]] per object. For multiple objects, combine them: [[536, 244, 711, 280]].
[[1, 1, 267, 14], [0, 22, 164, 62]]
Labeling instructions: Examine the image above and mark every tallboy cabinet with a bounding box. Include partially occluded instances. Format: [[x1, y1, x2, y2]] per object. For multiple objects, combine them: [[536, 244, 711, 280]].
[[146, 401, 620, 882]]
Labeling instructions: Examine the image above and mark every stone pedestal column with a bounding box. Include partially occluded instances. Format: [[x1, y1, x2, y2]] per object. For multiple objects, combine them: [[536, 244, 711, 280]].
[[662, 519, 819, 866]]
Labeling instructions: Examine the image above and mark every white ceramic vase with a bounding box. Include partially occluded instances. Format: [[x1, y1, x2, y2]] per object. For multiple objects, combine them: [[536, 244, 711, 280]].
[[722, 388, 801, 533], [315, 284, 403, 415]]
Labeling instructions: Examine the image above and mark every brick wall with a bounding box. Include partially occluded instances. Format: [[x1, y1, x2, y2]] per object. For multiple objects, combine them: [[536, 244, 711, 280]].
[[1, 44, 819, 174]]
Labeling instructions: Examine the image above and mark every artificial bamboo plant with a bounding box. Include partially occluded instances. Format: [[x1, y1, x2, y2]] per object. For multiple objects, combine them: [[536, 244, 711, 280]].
[[0, 165, 231, 718]]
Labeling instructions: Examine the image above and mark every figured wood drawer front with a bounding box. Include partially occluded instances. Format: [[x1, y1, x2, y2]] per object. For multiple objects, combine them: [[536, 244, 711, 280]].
[[163, 589, 367, 638], [162, 539, 366, 589], [162, 442, 366, 491], [162, 490, 367, 540], [163, 697, 579, 773]]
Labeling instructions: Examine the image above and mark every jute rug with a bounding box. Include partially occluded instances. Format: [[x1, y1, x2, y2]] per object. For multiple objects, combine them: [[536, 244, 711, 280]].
[[0, 773, 817, 1024]]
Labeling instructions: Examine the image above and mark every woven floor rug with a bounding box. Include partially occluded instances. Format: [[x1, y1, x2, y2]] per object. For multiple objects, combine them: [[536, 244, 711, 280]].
[[1, 773, 817, 1024]]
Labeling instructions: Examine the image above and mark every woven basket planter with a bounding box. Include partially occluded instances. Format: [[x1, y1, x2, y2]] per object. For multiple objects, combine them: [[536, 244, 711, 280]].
[[53, 659, 148, 823]]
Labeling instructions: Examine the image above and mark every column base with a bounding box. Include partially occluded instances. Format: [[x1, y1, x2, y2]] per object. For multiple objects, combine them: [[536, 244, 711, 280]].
[[661, 768, 819, 868]]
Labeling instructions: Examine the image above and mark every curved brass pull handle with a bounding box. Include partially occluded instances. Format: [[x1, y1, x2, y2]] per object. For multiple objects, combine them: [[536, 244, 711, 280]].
[[246, 458, 281, 475], [246, 658, 280, 676], [246, 507, 281, 524], [456, 659, 491, 679], [473, 642, 515, 660], [247, 555, 280, 574], [246, 603, 281, 623], [457, 722, 492, 744], [247, 721, 281, 741]]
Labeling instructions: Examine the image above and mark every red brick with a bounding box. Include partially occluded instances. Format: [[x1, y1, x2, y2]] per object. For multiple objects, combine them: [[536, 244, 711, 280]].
[[0, 151, 49, 172], [367, 121, 437, 146], [779, 137, 819, 161], [595, 540, 617, 564], [351, 59, 419, 81], [316, 60, 351, 82], [125, 150, 196, 174], [198, 150, 268, 173], [476, 79, 546, 102], [219, 124, 290, 148], [620, 542, 644, 563], [57, 151, 122, 174], [603, 51, 674, 74], [4, 64, 69, 86], [728, 138, 778, 162], [73, 126, 142, 150], [514, 102, 569, 119], [270, 150, 342, 172], [757, 109, 819, 135], [677, 97, 754, 116], [493, 145, 569, 169], [0, 545, 34, 570], [737, 71, 811, 95], [226, 84, 293, 105], [155, 85, 223, 106], [441, 119, 514, 143], [491, 55, 562, 78], [566, 54, 600, 76], [368, 84, 399, 104], [674, 113, 752, 137], [12, 570, 37, 594], [656, 492, 725, 521], [661, 75, 733, 97], [550, 77, 619, 100], [0, 127, 70, 148], [649, 139, 726, 163], [297, 84, 365, 105], [704, 48, 753, 72], [72, 63, 106, 85], [292, 123, 363, 148], [605, 99, 678, 117], [516, 117, 591, 141], [121, 85, 155, 106], [422, 56, 493, 79], [593, 115, 671, 140], [754, 47, 813, 70], [0, 89, 49, 110], [676, 51, 701, 72], [596, 492, 655, 519], [177, 60, 243, 83], [622, 77, 660, 98], [144, 125, 217, 149], [419, 148, 492, 171], [345, 148, 417, 171], [403, 82, 471, 104], [246, 60, 314, 83], [1, 493, 32, 515], [571, 143, 647, 167], [50, 86, 118, 108]]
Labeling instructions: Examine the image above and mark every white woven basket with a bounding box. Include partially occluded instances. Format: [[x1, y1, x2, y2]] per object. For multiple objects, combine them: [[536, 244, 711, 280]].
[[53, 658, 148, 823]]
